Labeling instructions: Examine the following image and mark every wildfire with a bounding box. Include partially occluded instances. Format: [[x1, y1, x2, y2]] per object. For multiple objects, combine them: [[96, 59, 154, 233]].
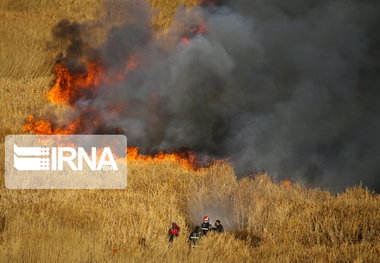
[[24, 55, 212, 171], [21, 2, 298, 181]]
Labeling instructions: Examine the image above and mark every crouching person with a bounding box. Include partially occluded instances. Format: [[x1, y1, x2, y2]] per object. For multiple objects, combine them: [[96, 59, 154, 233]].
[[168, 222, 180, 243], [189, 226, 201, 248], [213, 220, 224, 233]]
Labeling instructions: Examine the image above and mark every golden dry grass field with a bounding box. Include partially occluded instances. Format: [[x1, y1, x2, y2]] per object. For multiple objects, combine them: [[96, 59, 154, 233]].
[[0, 0, 379, 262]]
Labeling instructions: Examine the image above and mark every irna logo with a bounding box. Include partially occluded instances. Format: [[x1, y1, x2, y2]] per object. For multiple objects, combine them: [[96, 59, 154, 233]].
[[5, 135, 127, 189], [13, 145, 118, 171]]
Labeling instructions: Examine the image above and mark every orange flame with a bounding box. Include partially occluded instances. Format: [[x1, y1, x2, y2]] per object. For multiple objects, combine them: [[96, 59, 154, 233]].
[[23, 115, 206, 170], [24, 116, 83, 135], [127, 147, 203, 171], [48, 62, 103, 106], [281, 180, 292, 187]]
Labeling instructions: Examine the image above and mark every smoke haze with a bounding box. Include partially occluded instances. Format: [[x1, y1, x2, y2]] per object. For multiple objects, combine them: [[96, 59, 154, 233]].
[[49, 0, 380, 191]]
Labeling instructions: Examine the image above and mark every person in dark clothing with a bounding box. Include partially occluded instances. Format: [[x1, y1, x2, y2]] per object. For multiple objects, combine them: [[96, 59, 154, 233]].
[[168, 222, 180, 243], [201, 216, 212, 235], [213, 220, 224, 233], [189, 226, 201, 247]]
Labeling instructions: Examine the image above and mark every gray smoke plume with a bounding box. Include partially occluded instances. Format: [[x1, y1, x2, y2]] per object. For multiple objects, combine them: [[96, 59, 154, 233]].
[[50, 0, 380, 191]]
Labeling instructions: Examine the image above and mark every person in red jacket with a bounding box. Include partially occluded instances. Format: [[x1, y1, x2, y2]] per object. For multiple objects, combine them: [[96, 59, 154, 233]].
[[168, 222, 180, 243]]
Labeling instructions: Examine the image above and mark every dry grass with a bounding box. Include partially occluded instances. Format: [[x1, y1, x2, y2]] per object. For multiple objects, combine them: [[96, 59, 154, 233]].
[[0, 163, 379, 262], [0, 0, 379, 262]]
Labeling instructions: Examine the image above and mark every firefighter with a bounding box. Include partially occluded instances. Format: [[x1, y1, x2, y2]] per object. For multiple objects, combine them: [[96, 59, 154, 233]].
[[201, 216, 212, 235], [189, 226, 201, 248], [168, 222, 180, 243], [213, 220, 224, 233]]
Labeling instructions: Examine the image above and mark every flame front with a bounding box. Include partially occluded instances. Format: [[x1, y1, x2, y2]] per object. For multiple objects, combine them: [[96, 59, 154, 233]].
[[24, 116, 83, 135], [127, 147, 201, 171]]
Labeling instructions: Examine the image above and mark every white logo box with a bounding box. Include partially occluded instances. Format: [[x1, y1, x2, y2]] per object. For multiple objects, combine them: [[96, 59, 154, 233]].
[[5, 135, 127, 189]]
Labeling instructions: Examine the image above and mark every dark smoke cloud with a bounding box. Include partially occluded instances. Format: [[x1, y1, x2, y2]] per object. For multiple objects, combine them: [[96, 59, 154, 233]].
[[53, 0, 380, 191]]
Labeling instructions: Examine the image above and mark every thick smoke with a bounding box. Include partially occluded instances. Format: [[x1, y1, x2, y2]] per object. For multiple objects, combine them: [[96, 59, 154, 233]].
[[52, 0, 380, 191]]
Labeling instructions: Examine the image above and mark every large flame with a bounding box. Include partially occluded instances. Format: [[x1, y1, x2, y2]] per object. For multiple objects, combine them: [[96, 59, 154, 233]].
[[48, 62, 103, 106], [23, 25, 213, 171]]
